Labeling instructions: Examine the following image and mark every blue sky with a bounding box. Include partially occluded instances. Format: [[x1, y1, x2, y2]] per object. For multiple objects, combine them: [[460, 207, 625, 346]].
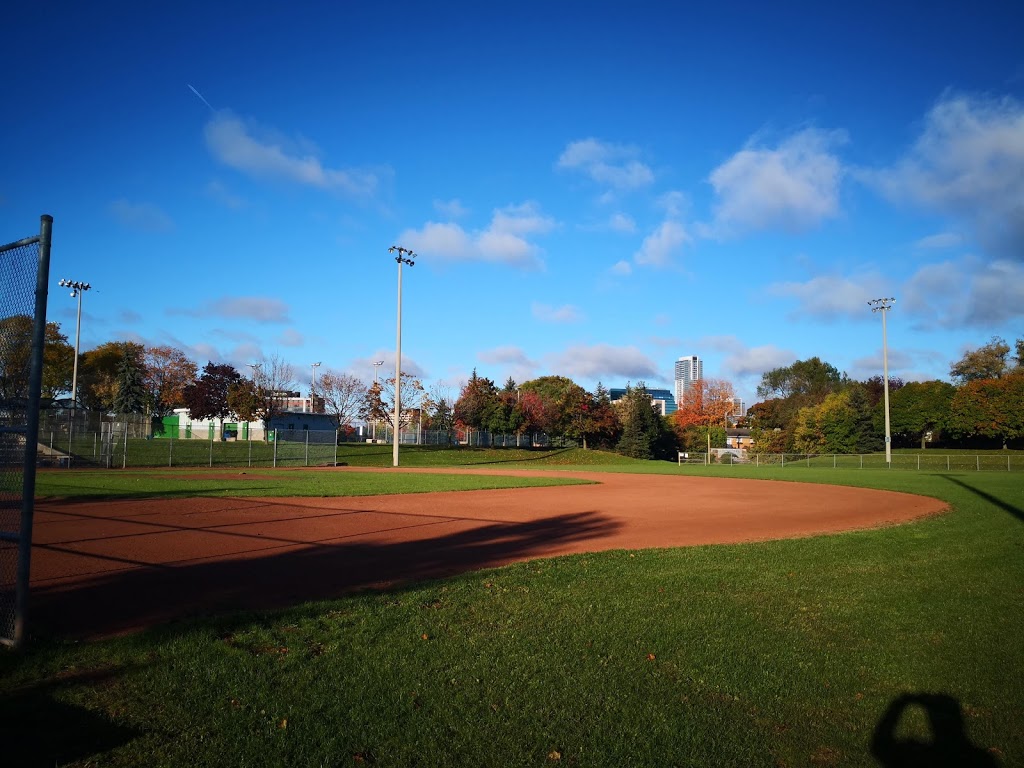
[[3, 1, 1023, 406]]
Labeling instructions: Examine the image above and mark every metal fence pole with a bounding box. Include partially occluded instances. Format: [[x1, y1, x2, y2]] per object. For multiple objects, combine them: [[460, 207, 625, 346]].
[[248, 433, 252, 468], [209, 432, 213, 468], [273, 433, 277, 468], [169, 434, 173, 467], [122, 423, 128, 469], [305, 430, 309, 467], [7, 215, 53, 646]]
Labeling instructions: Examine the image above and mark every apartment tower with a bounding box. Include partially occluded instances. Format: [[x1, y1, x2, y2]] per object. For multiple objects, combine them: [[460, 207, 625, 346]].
[[674, 355, 703, 404]]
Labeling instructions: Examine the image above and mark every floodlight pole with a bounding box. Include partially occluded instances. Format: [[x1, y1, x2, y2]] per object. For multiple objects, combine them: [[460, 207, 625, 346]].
[[868, 298, 895, 466], [388, 246, 415, 467], [310, 362, 320, 413], [58, 279, 91, 409], [372, 360, 384, 441]]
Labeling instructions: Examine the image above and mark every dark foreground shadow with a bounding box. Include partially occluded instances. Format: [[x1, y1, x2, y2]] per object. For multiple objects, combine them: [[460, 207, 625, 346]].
[[871, 692, 999, 767], [939, 475, 1023, 524], [30, 510, 620, 639], [0, 667, 141, 767]]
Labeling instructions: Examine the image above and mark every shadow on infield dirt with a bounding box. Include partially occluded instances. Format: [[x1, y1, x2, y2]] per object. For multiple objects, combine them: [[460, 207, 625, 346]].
[[30, 510, 621, 640]]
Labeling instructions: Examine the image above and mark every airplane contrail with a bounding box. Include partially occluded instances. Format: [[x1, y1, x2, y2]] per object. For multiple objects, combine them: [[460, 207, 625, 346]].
[[187, 84, 215, 112]]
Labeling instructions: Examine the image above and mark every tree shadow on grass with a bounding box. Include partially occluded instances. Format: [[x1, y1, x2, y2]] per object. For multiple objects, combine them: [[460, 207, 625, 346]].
[[30, 510, 621, 640], [939, 474, 1023, 523]]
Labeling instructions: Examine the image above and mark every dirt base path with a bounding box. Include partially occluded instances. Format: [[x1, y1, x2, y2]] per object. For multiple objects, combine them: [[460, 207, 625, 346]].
[[28, 470, 946, 639]]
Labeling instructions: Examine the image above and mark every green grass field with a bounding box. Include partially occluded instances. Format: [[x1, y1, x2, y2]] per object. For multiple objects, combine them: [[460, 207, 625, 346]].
[[4, 451, 1023, 767]]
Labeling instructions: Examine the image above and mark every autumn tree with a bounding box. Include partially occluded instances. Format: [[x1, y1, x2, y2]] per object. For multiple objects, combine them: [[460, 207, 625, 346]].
[[518, 375, 590, 439], [791, 385, 880, 454], [582, 382, 620, 449], [78, 341, 145, 412], [949, 337, 1013, 383], [673, 378, 736, 431], [182, 362, 240, 425], [362, 373, 425, 432], [888, 380, 956, 449], [143, 345, 197, 416], [757, 357, 846, 400], [947, 376, 1024, 449], [316, 370, 366, 429], [0, 316, 75, 402], [453, 370, 499, 432]]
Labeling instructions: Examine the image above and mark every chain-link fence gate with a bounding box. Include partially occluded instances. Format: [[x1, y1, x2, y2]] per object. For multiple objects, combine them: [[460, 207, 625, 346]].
[[0, 215, 53, 647]]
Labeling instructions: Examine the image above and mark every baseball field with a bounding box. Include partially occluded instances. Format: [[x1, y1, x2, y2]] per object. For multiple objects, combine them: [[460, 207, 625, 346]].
[[2, 447, 1021, 767]]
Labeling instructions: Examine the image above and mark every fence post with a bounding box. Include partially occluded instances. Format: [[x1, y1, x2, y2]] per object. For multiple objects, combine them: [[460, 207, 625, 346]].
[[977, 455, 980, 472], [169, 434, 173, 467], [273, 433, 277, 468], [248, 433, 252, 468], [123, 422, 128, 469], [918, 455, 920, 472], [305, 430, 309, 467]]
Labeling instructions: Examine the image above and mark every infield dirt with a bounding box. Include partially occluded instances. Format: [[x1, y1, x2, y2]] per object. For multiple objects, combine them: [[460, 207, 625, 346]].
[[29, 469, 946, 638]]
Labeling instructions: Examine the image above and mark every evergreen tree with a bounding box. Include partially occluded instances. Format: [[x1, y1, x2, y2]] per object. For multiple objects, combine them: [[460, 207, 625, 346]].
[[112, 350, 146, 414]]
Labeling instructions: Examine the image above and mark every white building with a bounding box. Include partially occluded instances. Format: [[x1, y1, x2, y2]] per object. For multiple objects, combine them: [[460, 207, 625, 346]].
[[674, 355, 703, 405]]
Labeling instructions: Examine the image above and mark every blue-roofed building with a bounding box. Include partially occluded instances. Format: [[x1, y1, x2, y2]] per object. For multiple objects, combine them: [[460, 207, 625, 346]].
[[609, 387, 677, 416]]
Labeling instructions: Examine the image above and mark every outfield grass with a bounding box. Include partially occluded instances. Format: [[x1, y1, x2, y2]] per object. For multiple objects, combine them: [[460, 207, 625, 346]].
[[4, 460, 1022, 767], [33, 466, 591, 501]]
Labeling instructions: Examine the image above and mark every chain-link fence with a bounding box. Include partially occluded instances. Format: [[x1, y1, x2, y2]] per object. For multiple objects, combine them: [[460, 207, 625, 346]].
[[1, 215, 52, 647], [682, 451, 1024, 471]]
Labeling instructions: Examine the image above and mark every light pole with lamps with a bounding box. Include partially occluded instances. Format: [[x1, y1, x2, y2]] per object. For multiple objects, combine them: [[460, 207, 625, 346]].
[[388, 245, 415, 467], [372, 360, 384, 441], [247, 362, 263, 438], [868, 297, 895, 466], [58, 279, 91, 409], [310, 362, 321, 413]]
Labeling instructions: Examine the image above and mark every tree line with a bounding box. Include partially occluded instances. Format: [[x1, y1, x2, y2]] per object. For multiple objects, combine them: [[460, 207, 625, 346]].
[[6, 315, 1022, 454]]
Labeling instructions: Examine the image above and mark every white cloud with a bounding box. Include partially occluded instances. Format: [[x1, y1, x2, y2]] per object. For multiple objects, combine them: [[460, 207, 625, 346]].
[[609, 260, 632, 276], [277, 329, 304, 347], [549, 344, 660, 381], [701, 335, 799, 381], [768, 273, 890, 321], [351, 352, 427, 379], [205, 180, 246, 210], [531, 302, 583, 323], [608, 213, 636, 233], [633, 220, 690, 267], [399, 202, 555, 269], [204, 111, 379, 196], [849, 349, 916, 381], [433, 198, 469, 218], [557, 138, 654, 190], [903, 257, 1024, 328], [913, 232, 963, 250], [169, 296, 291, 323], [866, 93, 1024, 260], [477, 346, 539, 383], [108, 199, 174, 232], [707, 128, 845, 236]]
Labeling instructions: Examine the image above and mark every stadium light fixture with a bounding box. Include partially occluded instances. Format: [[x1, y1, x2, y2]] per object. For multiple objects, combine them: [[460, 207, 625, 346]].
[[868, 297, 896, 466], [58, 279, 92, 410], [387, 246, 415, 467]]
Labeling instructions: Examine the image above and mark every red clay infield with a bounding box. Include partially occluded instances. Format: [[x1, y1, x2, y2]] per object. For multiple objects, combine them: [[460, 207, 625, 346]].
[[28, 469, 946, 639]]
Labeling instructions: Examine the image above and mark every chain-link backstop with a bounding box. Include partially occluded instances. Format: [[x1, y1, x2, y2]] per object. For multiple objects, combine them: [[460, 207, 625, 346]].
[[0, 215, 52, 647]]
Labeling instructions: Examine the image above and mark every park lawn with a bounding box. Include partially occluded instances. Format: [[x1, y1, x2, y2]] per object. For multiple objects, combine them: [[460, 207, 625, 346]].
[[3, 464, 1022, 767], [32, 466, 591, 501]]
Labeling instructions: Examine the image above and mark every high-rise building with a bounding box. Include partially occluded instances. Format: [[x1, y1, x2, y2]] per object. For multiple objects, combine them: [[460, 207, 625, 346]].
[[674, 355, 702, 404]]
